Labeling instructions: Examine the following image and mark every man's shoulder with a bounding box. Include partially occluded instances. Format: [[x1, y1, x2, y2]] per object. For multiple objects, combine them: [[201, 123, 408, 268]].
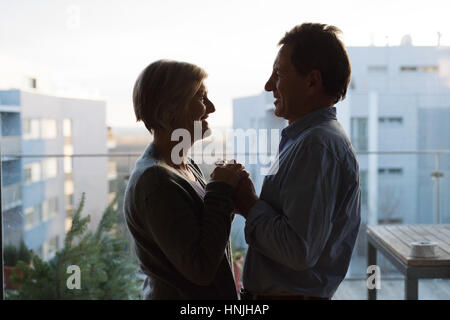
[[299, 121, 356, 162]]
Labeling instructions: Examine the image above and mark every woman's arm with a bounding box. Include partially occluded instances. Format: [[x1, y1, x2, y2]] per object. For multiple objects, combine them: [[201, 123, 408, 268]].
[[139, 166, 234, 286]]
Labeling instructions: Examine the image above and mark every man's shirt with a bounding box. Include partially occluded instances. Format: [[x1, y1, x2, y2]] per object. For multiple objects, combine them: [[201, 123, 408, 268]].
[[242, 107, 361, 298]]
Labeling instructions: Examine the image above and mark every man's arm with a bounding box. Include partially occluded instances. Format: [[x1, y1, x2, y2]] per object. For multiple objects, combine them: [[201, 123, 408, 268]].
[[243, 143, 341, 271]]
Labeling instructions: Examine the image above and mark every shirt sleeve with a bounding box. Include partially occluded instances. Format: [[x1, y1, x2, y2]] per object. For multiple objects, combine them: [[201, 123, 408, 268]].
[[140, 167, 235, 286], [244, 142, 341, 271]]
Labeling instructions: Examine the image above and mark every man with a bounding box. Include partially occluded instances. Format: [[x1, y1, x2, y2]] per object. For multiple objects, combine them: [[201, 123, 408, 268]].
[[234, 23, 361, 300]]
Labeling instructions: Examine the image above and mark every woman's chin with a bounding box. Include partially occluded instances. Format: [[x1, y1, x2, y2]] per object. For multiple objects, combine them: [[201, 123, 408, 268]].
[[202, 122, 212, 138]]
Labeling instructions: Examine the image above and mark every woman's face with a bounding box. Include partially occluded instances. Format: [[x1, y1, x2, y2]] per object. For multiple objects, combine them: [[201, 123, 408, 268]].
[[178, 83, 215, 140]]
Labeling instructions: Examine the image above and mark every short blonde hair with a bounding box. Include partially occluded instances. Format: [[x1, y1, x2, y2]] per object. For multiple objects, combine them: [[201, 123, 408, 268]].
[[133, 59, 207, 133]]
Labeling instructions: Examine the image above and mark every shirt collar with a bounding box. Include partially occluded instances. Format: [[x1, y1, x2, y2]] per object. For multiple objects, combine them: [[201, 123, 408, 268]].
[[282, 106, 337, 140]]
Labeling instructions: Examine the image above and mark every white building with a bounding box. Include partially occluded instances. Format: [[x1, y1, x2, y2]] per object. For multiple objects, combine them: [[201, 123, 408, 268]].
[[1, 70, 109, 260], [342, 42, 450, 226]]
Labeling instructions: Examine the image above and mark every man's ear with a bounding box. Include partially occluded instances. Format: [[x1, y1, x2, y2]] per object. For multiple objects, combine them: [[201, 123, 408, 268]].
[[307, 70, 323, 92]]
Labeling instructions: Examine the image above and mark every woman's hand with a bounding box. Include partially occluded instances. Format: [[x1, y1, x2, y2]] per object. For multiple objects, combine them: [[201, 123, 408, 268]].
[[210, 160, 249, 188]]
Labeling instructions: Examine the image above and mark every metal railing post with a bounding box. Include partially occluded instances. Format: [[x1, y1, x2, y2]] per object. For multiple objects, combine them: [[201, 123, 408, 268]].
[[431, 152, 443, 224]]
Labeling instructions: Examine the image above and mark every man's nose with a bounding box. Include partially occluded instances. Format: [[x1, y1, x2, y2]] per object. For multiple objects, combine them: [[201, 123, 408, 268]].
[[264, 74, 273, 92]]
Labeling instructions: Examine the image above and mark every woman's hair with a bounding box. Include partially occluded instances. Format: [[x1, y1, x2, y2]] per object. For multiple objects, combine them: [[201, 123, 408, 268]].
[[133, 59, 207, 133]]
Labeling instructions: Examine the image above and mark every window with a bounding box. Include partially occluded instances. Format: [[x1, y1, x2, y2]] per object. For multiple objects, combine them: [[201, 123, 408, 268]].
[[108, 161, 117, 180], [388, 168, 403, 175], [24, 205, 42, 230], [65, 180, 74, 195], [389, 117, 402, 124], [378, 168, 403, 175], [64, 145, 74, 175], [24, 162, 41, 184], [400, 65, 439, 73], [379, 117, 403, 125], [360, 170, 368, 207], [42, 158, 58, 179], [42, 197, 59, 221], [23, 119, 40, 140], [350, 118, 368, 151], [368, 65, 387, 73], [65, 194, 74, 232], [64, 145, 74, 155], [41, 119, 57, 139], [63, 118, 72, 137], [64, 157, 73, 175], [378, 217, 403, 224], [66, 193, 74, 207], [419, 66, 438, 72], [400, 66, 418, 72], [42, 236, 59, 260], [63, 118, 72, 144]]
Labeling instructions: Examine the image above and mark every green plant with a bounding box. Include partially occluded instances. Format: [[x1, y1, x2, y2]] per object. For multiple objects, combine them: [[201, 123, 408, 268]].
[[230, 229, 247, 264], [18, 240, 32, 264], [6, 193, 142, 300], [4, 244, 19, 267], [3, 240, 31, 267]]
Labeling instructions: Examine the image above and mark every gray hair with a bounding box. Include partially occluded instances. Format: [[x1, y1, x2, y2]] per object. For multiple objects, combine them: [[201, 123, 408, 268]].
[[133, 59, 207, 133]]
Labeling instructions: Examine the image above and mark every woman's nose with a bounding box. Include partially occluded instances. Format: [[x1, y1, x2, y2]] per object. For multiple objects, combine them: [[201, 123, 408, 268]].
[[206, 99, 215, 114]]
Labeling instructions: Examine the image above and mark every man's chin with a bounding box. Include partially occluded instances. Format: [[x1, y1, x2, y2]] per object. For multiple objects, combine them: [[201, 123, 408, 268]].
[[274, 106, 283, 118]]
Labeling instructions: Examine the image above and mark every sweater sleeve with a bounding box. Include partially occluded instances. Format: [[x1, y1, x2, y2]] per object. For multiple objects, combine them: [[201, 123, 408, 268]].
[[139, 167, 235, 286]]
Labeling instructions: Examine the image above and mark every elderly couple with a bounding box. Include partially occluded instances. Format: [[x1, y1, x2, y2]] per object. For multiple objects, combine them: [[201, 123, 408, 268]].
[[123, 23, 361, 300]]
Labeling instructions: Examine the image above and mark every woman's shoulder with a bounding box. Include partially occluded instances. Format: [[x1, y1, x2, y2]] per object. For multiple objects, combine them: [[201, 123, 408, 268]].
[[128, 160, 176, 194]]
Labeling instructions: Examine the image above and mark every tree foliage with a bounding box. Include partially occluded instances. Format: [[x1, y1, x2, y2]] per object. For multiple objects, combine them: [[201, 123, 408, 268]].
[[6, 193, 142, 300]]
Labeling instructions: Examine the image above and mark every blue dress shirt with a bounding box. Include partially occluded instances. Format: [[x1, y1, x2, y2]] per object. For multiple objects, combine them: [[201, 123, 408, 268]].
[[242, 107, 361, 298]]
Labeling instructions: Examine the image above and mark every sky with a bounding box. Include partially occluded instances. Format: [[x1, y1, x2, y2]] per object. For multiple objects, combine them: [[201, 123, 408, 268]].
[[1, 0, 450, 129]]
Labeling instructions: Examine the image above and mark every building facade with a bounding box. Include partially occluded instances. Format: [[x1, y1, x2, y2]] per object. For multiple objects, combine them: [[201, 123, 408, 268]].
[[1, 88, 108, 261]]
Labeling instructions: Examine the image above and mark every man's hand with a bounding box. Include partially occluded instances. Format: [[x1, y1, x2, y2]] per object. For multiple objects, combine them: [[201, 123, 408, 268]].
[[233, 176, 258, 219], [210, 162, 248, 188]]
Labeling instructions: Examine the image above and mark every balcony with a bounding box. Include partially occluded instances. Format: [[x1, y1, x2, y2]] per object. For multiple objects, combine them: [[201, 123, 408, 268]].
[[1, 183, 22, 211], [0, 136, 22, 157], [1, 151, 449, 300]]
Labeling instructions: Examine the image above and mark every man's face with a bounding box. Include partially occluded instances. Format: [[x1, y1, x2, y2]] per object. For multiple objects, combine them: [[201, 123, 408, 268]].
[[264, 44, 309, 123]]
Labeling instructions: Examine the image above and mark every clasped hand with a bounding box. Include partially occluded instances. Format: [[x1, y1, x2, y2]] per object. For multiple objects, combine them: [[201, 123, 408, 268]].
[[210, 160, 258, 218]]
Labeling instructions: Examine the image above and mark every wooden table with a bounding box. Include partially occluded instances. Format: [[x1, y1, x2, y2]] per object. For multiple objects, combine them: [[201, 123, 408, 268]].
[[366, 224, 450, 300]]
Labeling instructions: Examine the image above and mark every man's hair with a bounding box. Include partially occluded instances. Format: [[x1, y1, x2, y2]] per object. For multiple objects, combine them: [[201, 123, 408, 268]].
[[279, 23, 351, 104], [133, 59, 207, 134]]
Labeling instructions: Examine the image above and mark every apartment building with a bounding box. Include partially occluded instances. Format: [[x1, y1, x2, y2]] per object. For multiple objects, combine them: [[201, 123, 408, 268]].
[[1, 87, 109, 261]]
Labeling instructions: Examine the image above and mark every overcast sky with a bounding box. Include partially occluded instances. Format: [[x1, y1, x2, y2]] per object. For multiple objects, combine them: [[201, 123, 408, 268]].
[[1, 0, 449, 128]]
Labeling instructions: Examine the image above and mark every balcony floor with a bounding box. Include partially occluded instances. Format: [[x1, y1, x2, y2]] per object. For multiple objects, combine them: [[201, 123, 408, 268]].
[[332, 278, 450, 300]]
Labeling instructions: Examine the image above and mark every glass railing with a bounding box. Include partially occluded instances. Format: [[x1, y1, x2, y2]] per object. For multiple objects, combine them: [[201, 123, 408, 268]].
[[1, 150, 449, 299]]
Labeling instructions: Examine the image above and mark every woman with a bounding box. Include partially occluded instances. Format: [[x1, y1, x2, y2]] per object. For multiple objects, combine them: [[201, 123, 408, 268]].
[[124, 60, 247, 299]]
